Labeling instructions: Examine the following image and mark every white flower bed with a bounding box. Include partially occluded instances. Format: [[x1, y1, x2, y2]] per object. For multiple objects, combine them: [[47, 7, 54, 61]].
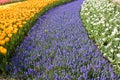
[[81, 0, 120, 73]]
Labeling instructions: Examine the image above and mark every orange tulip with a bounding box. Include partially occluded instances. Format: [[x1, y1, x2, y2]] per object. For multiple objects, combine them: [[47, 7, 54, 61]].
[[5, 37, 10, 43], [0, 47, 7, 55], [0, 40, 5, 45], [8, 33, 12, 38]]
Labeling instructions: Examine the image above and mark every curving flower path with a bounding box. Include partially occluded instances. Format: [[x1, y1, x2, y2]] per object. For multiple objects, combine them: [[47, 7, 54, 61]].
[[8, 0, 119, 79]]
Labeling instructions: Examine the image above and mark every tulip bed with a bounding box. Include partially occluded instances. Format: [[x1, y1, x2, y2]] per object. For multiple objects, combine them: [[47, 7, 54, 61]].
[[0, 0, 72, 74], [81, 0, 120, 74]]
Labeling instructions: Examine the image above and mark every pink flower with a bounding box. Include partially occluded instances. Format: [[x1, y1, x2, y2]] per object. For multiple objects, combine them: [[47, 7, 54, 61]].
[[0, 0, 12, 4]]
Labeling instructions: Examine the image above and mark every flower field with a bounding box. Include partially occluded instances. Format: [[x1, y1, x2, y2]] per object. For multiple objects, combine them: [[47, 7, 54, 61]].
[[2, 0, 119, 79], [0, 0, 72, 75], [0, 0, 120, 79], [0, 0, 58, 54], [81, 0, 120, 74]]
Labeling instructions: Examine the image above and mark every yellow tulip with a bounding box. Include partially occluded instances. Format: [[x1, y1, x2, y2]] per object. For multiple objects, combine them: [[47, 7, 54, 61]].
[[8, 33, 12, 38], [22, 21, 27, 25], [0, 46, 7, 55], [5, 37, 10, 43], [19, 25, 23, 28], [0, 0, 58, 55], [0, 40, 5, 45], [13, 29, 18, 34]]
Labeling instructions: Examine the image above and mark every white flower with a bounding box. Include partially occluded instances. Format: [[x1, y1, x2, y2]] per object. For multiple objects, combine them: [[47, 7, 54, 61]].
[[111, 27, 118, 36], [91, 22, 94, 24], [103, 53, 107, 57], [101, 21, 105, 24], [116, 25, 119, 27], [101, 33, 105, 36], [105, 28, 109, 31], [86, 19, 89, 23], [114, 38, 120, 41], [116, 54, 120, 57], [110, 49, 114, 53], [118, 46, 120, 49], [93, 23, 97, 26], [106, 23, 109, 27], [102, 38, 106, 41], [103, 24, 105, 27], [109, 19, 114, 22]]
